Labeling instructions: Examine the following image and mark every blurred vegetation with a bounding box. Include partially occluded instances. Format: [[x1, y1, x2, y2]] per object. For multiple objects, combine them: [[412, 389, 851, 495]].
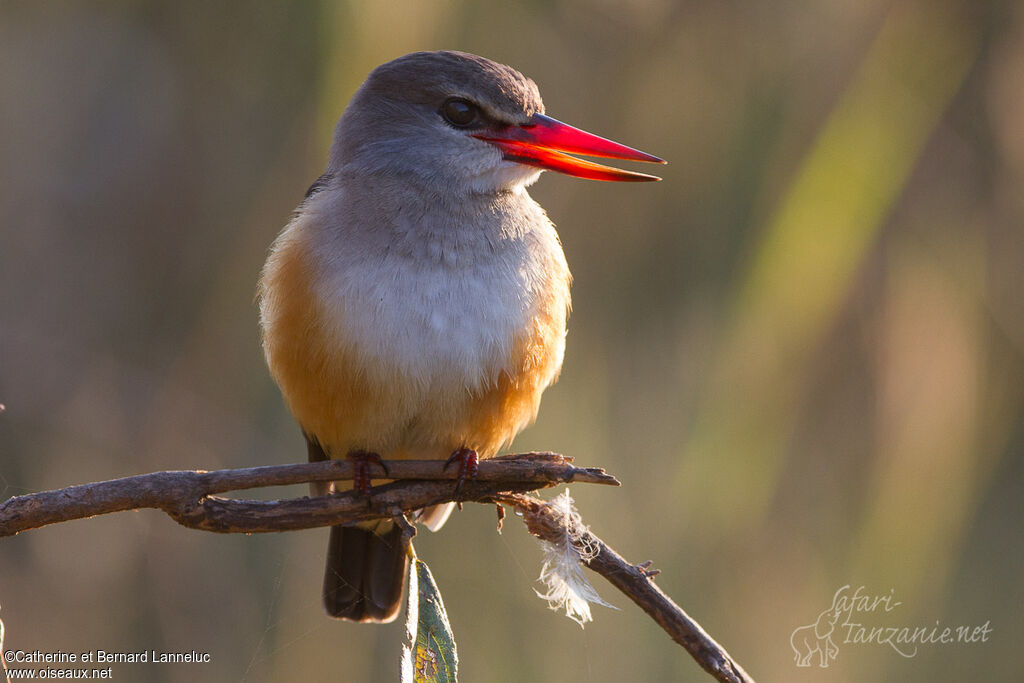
[[1, 1, 1022, 681]]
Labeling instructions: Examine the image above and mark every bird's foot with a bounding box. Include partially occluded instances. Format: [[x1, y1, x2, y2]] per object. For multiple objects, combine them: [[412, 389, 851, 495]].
[[346, 450, 388, 495], [444, 447, 479, 495]]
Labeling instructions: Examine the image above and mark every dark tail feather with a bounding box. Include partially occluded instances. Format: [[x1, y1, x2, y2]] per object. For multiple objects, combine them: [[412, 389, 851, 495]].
[[323, 519, 410, 622]]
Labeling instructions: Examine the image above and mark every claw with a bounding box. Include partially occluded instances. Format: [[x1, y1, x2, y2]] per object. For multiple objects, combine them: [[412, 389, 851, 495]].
[[444, 447, 479, 494], [347, 450, 387, 494]]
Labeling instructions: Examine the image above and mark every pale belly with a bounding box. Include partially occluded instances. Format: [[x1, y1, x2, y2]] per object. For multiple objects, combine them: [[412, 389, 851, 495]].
[[260, 216, 570, 460]]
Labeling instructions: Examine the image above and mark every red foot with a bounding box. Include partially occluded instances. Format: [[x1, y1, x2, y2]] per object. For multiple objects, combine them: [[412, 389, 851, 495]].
[[347, 450, 388, 494], [444, 447, 479, 493]]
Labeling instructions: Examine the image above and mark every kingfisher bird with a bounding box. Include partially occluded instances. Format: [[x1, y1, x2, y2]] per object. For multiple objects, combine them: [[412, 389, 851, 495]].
[[258, 50, 663, 622]]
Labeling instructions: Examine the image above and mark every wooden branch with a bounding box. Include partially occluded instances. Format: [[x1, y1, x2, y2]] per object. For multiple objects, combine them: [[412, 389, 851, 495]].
[[495, 493, 756, 683], [0, 452, 616, 537], [0, 453, 756, 682]]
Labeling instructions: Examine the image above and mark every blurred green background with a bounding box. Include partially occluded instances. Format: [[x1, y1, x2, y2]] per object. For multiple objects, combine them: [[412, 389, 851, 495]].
[[2, 1, 1022, 681]]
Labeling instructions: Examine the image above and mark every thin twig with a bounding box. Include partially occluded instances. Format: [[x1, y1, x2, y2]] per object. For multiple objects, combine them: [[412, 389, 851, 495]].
[[0, 452, 616, 537], [494, 493, 756, 683]]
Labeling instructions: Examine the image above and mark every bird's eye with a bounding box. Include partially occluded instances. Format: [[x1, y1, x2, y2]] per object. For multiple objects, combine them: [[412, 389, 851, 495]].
[[441, 98, 480, 128]]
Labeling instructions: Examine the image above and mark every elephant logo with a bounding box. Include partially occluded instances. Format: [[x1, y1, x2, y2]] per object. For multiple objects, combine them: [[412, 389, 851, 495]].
[[790, 606, 842, 668]]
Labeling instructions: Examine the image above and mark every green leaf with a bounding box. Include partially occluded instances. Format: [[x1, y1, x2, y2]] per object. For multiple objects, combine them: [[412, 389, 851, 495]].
[[401, 553, 458, 683]]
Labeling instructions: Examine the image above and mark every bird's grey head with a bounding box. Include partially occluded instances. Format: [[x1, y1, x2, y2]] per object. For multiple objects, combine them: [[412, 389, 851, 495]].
[[328, 51, 547, 195]]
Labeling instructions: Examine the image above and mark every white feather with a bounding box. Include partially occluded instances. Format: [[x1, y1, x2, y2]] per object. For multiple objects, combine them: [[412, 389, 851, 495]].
[[534, 490, 617, 627]]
